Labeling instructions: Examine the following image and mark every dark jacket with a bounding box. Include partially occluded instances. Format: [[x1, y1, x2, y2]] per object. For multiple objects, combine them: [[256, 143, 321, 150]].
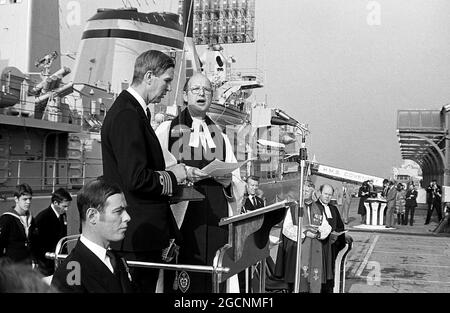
[[426, 185, 441, 204], [357, 185, 370, 215], [316, 200, 346, 281], [405, 189, 418, 208], [243, 194, 264, 212], [101, 90, 181, 252], [34, 206, 67, 275], [51, 240, 134, 293], [0, 209, 38, 265], [316, 201, 346, 250]]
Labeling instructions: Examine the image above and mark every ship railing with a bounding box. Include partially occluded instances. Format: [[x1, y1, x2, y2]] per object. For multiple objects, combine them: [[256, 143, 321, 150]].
[[45, 235, 230, 293], [0, 158, 102, 193], [0, 100, 83, 126], [0, 103, 104, 133]]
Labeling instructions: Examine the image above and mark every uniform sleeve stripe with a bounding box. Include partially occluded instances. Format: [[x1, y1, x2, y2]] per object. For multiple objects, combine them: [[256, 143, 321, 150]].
[[163, 172, 170, 195], [157, 171, 173, 196], [165, 171, 173, 196], [157, 171, 166, 196]]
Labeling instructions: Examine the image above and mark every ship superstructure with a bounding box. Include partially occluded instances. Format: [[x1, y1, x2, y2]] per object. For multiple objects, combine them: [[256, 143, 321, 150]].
[[1, 0, 78, 193], [0, 0, 303, 202], [0, 0, 203, 192]]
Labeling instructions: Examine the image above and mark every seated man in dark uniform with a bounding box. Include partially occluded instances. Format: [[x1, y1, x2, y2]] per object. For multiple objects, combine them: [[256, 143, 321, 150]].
[[239, 175, 265, 291], [242, 176, 264, 213], [51, 178, 134, 293]]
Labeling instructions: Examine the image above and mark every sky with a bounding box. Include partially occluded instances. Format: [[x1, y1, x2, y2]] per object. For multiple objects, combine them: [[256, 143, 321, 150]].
[[57, 0, 450, 179], [252, 0, 450, 179]]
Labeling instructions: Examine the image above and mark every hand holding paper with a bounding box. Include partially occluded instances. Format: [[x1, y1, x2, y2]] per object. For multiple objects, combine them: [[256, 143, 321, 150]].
[[168, 163, 187, 184], [186, 167, 209, 183], [201, 159, 250, 177]]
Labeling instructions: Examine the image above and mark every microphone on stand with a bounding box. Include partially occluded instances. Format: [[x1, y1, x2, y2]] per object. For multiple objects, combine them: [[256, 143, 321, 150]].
[[271, 109, 298, 127], [274, 109, 293, 121], [272, 109, 309, 133], [270, 115, 297, 127]]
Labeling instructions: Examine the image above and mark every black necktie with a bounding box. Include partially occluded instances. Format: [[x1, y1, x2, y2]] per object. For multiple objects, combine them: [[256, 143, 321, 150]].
[[146, 107, 151, 124], [106, 250, 118, 274], [252, 196, 257, 208], [59, 213, 66, 226]]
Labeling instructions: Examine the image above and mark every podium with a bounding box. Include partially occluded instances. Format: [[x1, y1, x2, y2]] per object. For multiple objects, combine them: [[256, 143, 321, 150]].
[[353, 197, 388, 230], [212, 200, 292, 292]]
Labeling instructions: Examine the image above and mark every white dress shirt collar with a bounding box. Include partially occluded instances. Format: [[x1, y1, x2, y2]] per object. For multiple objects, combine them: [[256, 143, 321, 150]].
[[80, 235, 114, 273], [51, 203, 60, 219], [127, 87, 149, 118], [319, 200, 333, 219]]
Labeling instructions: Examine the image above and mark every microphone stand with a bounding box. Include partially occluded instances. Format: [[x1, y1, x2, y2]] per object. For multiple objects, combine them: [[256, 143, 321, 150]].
[[293, 124, 309, 293], [271, 108, 309, 293]]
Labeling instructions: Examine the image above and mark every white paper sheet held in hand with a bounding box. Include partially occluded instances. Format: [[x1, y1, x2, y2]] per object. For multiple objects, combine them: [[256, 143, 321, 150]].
[[201, 159, 250, 177]]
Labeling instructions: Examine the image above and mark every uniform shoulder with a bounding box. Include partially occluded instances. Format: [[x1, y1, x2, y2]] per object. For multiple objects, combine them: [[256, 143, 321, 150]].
[[106, 91, 137, 114], [0, 212, 17, 224], [51, 246, 84, 292], [35, 207, 52, 220]]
